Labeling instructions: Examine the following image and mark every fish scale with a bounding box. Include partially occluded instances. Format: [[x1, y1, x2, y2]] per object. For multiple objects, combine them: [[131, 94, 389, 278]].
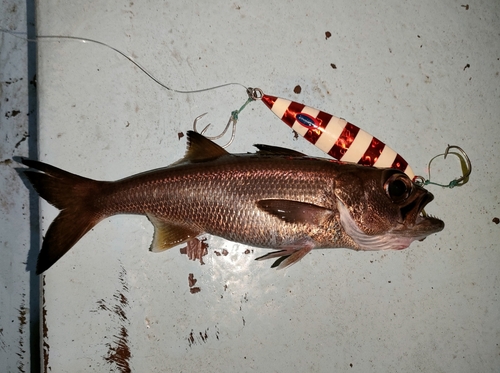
[[105, 156, 337, 247], [21, 131, 443, 273]]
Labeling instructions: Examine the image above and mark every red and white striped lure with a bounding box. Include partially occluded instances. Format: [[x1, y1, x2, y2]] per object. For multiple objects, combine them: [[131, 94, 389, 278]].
[[256, 91, 415, 180]]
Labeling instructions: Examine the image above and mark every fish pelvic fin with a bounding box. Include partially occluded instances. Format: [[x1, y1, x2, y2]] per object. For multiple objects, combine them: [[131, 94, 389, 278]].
[[255, 239, 315, 270], [21, 159, 106, 274], [147, 214, 201, 252]]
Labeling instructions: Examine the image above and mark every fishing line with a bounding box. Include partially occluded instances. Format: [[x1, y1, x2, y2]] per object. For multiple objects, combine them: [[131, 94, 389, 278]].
[[1, 28, 471, 187], [1, 29, 248, 94], [414, 145, 472, 188]]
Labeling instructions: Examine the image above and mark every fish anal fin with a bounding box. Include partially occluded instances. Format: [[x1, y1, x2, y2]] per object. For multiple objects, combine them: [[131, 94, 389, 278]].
[[257, 199, 332, 225], [253, 144, 306, 157], [179, 131, 229, 163], [147, 214, 201, 252]]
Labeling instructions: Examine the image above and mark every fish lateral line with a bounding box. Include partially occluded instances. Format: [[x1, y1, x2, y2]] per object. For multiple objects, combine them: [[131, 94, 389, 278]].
[[20, 132, 444, 274]]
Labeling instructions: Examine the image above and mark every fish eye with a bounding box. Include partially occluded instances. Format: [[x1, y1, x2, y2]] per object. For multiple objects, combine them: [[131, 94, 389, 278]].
[[384, 172, 413, 203]]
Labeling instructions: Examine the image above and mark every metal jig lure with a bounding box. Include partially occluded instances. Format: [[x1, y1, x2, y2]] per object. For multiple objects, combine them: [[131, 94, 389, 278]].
[[254, 89, 415, 180], [199, 87, 416, 179], [196, 87, 471, 188]]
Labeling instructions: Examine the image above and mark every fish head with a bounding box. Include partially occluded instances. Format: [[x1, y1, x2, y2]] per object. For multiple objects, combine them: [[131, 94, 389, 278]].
[[334, 167, 445, 251]]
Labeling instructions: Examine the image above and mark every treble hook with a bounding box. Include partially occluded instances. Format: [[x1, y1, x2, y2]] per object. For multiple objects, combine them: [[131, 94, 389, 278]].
[[414, 145, 472, 188], [192, 112, 237, 148]]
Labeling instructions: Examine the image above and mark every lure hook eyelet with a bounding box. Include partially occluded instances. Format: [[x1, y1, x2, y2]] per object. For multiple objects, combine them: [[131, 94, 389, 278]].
[[247, 87, 264, 100]]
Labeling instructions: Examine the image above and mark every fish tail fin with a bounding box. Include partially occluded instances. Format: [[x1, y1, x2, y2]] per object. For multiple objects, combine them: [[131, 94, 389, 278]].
[[21, 159, 106, 274]]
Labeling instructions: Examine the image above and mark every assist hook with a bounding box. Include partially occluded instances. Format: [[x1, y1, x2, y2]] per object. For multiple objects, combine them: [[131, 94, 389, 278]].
[[414, 145, 472, 188], [193, 113, 237, 148], [192, 88, 262, 148]]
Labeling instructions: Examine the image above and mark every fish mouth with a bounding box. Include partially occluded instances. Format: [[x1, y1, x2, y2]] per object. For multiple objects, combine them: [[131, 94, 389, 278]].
[[399, 187, 444, 236], [381, 169, 443, 235]]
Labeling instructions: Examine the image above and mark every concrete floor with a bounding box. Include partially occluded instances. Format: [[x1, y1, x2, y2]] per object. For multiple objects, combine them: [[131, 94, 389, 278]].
[[1, 0, 499, 372]]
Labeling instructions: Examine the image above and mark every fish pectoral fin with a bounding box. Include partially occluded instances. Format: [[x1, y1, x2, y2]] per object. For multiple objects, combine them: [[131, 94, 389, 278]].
[[256, 199, 332, 225], [147, 214, 201, 252], [253, 144, 306, 157]]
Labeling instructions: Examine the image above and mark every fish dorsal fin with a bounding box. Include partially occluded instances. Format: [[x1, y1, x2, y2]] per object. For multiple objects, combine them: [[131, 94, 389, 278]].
[[147, 214, 201, 252], [254, 144, 306, 157], [256, 199, 332, 225], [182, 130, 229, 163]]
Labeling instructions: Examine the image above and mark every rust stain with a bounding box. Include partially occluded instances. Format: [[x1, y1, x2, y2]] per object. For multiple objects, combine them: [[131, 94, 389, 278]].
[[492, 217, 499, 224], [100, 265, 132, 373], [293, 85, 302, 94], [239, 292, 249, 312], [188, 273, 197, 287], [188, 326, 219, 347], [105, 327, 131, 373], [17, 296, 27, 373], [214, 249, 229, 256], [14, 132, 29, 149], [325, 31, 332, 40], [188, 273, 201, 294], [180, 238, 208, 264], [199, 330, 208, 342], [4, 109, 21, 118], [42, 277, 50, 373], [188, 331, 195, 347], [0, 328, 6, 353]]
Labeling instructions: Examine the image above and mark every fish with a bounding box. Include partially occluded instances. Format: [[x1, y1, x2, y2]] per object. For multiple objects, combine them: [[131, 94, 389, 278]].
[[21, 131, 444, 274]]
